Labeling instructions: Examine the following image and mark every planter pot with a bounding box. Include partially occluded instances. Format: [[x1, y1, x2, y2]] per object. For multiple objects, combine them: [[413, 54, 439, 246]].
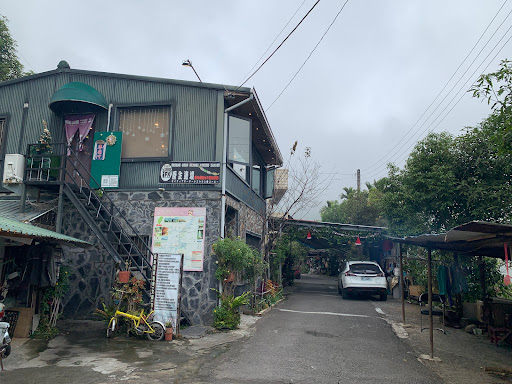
[[224, 272, 235, 283], [165, 328, 173, 341], [118, 271, 131, 283]]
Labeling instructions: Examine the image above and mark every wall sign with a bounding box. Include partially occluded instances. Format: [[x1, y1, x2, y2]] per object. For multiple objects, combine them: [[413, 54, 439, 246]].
[[159, 162, 220, 184], [151, 253, 183, 332], [152, 207, 206, 271], [90, 131, 122, 189]]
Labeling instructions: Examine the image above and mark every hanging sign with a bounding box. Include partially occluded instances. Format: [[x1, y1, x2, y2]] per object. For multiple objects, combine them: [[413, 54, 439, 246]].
[[151, 253, 184, 332], [152, 207, 206, 271], [159, 162, 220, 184]]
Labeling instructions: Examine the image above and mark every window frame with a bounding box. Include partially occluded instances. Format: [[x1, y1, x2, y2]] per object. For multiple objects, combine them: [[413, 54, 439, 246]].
[[227, 114, 252, 184], [251, 146, 265, 196], [115, 103, 173, 162]]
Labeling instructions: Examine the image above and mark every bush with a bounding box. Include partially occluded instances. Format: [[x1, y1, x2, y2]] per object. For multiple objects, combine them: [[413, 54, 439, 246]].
[[212, 291, 251, 330]]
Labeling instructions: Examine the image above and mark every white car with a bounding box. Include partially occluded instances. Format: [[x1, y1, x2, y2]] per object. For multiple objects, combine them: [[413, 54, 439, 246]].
[[338, 261, 388, 301]]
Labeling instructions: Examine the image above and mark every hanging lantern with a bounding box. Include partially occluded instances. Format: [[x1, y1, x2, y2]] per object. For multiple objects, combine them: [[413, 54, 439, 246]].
[[355, 236, 362, 246], [307, 231, 312, 240]]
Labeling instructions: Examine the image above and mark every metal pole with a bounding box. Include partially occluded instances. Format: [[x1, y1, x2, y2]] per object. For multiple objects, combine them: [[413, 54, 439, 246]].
[[428, 248, 434, 359], [400, 243, 405, 323], [56, 184, 64, 233]]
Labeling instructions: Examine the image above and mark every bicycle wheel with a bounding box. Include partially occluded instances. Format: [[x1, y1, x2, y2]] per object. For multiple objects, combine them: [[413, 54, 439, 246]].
[[147, 322, 164, 341], [107, 318, 116, 338]]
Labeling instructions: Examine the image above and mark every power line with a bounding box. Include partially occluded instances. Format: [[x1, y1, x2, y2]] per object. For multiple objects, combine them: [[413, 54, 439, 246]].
[[267, 0, 351, 111], [361, 0, 510, 173], [361, 26, 512, 185], [238, 0, 322, 88], [238, 0, 307, 86]]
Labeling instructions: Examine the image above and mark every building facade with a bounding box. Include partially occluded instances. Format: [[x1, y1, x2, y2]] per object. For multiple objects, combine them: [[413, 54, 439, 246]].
[[0, 61, 284, 325]]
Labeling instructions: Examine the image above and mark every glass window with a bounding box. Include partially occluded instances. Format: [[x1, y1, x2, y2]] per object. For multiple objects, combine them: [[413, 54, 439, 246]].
[[119, 107, 170, 158], [252, 165, 261, 195], [265, 168, 274, 199], [228, 116, 250, 164]]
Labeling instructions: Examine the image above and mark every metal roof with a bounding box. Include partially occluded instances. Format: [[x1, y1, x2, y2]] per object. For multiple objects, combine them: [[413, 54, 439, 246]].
[[0, 215, 92, 247], [394, 221, 512, 259], [286, 218, 387, 233], [0, 199, 48, 222]]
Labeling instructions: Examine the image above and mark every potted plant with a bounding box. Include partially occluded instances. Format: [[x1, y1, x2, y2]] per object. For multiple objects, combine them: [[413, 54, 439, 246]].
[[118, 260, 131, 283], [164, 321, 173, 341]]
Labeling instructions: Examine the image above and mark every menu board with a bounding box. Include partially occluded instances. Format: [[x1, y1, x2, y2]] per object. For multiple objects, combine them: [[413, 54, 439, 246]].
[[152, 207, 206, 271], [151, 253, 183, 331]]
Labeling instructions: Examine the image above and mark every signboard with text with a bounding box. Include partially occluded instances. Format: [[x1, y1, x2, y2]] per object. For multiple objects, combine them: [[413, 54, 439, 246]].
[[151, 253, 183, 332], [159, 162, 220, 184], [152, 207, 206, 271]]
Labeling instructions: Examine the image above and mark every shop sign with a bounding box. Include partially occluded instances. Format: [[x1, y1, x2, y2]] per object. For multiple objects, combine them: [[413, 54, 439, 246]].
[[159, 162, 220, 184]]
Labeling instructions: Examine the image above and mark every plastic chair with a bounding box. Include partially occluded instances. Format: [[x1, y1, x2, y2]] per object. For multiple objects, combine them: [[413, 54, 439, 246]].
[[419, 293, 446, 334]]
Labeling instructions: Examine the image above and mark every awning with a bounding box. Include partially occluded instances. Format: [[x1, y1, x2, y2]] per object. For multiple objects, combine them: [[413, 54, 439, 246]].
[[0, 216, 92, 248], [49, 82, 108, 113], [393, 221, 512, 259]]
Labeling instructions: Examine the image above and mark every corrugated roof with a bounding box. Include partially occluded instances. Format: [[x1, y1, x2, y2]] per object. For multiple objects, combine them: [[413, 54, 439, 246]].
[[394, 221, 512, 259], [0, 215, 91, 247], [0, 200, 47, 222]]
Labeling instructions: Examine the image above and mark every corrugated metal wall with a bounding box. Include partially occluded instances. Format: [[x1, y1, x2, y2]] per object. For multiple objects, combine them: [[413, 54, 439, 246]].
[[0, 70, 221, 189]]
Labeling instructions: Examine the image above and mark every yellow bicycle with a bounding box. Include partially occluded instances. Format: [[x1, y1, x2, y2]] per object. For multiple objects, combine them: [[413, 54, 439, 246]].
[[107, 308, 165, 341]]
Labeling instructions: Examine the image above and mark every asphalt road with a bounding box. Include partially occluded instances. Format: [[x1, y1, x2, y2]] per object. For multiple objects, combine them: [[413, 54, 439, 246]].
[[2, 274, 443, 383], [192, 274, 442, 384]]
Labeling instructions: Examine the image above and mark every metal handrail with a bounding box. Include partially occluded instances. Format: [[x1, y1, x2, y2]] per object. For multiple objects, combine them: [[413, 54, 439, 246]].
[[25, 143, 154, 279], [64, 148, 154, 272]]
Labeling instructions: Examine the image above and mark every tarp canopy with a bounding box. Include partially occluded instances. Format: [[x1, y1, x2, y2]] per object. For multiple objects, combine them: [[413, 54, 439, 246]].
[[0, 215, 92, 248], [49, 82, 108, 113], [393, 221, 512, 259]]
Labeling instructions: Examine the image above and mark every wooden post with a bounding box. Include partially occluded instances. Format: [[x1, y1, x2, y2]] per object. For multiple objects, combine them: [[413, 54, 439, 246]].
[[428, 248, 434, 358], [400, 243, 405, 323]]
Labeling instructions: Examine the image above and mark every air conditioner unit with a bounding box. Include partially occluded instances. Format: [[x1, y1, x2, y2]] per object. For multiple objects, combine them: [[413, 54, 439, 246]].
[[3, 154, 25, 184]]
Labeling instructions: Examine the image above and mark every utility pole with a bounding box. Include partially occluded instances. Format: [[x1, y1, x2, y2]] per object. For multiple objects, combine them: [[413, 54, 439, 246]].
[[357, 169, 360, 192]]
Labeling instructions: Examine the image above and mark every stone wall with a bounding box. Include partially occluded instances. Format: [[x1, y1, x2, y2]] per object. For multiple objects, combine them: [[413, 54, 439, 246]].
[[60, 201, 115, 319], [226, 195, 264, 239], [107, 190, 222, 325], [59, 189, 264, 325]]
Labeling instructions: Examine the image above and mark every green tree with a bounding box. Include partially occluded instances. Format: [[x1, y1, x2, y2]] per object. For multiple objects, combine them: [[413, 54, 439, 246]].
[[320, 187, 382, 226], [471, 59, 512, 155], [0, 15, 30, 82]]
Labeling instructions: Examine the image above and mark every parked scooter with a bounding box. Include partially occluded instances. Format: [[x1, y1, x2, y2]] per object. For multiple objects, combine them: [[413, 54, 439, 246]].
[[0, 303, 11, 371]]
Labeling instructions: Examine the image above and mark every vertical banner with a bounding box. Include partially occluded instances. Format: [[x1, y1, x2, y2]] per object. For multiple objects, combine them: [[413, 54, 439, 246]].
[[152, 207, 206, 271], [151, 253, 183, 331]]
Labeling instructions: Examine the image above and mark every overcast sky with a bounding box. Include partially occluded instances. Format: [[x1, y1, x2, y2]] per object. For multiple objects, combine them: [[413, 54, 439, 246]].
[[2, 0, 510, 220]]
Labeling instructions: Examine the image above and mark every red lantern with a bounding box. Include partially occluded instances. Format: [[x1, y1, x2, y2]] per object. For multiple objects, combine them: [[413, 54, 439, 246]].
[[307, 231, 312, 240], [355, 236, 362, 246]]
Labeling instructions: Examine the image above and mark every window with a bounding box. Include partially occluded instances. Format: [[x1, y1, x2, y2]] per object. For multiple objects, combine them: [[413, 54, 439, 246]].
[[119, 107, 170, 158], [228, 115, 251, 181], [265, 168, 275, 199], [252, 165, 261, 195]]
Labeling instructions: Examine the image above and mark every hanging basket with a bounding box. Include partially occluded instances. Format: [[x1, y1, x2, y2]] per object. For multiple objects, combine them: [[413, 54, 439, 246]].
[[118, 271, 131, 283]]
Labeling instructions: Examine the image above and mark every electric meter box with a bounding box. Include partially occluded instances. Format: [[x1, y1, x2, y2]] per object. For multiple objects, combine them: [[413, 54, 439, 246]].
[[3, 154, 26, 183]]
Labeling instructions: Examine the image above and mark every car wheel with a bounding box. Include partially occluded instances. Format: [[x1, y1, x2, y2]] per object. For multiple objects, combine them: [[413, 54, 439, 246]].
[[338, 283, 342, 295], [380, 294, 387, 301], [342, 288, 349, 300]]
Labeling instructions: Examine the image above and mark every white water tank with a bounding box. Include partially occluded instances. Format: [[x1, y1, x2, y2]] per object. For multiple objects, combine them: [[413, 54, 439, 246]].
[[3, 154, 25, 183]]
